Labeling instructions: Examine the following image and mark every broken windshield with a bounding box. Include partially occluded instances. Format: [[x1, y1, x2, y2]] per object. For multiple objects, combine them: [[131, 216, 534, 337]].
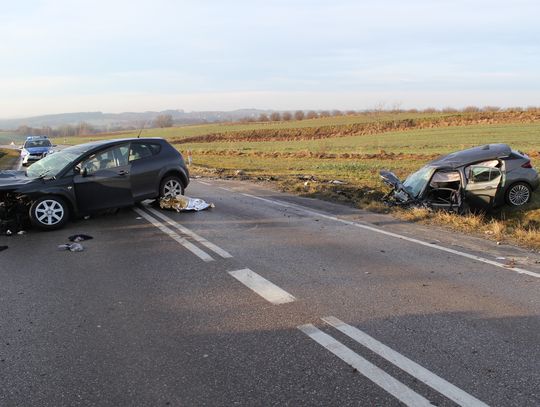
[[26, 149, 81, 179], [403, 166, 434, 198]]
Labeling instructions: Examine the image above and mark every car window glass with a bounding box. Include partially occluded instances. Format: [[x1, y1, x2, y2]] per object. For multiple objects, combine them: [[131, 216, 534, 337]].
[[148, 143, 161, 155], [25, 139, 51, 148], [470, 167, 501, 183], [81, 145, 128, 174], [403, 166, 433, 197], [129, 143, 156, 162]]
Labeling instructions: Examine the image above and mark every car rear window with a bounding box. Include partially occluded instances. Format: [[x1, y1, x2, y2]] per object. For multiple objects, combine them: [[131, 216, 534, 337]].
[[129, 143, 161, 161]]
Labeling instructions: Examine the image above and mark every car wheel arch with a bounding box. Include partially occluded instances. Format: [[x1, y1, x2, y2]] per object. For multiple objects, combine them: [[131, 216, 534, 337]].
[[159, 169, 188, 189]]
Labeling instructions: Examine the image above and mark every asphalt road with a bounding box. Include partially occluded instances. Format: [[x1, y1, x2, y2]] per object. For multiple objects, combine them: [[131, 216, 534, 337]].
[[1, 176, 539, 406]]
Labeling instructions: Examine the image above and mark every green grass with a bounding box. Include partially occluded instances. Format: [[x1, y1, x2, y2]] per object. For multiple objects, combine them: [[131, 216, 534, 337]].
[[0, 132, 25, 146], [181, 123, 540, 156]]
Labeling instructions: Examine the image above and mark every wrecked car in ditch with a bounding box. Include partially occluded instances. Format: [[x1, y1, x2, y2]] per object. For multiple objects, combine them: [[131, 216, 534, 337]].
[[380, 144, 539, 212], [0, 138, 189, 232]]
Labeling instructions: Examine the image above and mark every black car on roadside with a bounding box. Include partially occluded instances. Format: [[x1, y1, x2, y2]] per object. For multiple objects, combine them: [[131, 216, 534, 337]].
[[0, 138, 189, 230]]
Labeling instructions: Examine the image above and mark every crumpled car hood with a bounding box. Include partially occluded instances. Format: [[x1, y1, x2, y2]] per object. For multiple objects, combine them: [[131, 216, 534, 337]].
[[380, 170, 414, 203], [0, 171, 33, 191]]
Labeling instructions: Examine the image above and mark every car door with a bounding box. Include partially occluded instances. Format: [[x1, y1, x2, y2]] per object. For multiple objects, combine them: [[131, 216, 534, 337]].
[[464, 165, 502, 209], [73, 144, 133, 213], [128, 142, 163, 201]]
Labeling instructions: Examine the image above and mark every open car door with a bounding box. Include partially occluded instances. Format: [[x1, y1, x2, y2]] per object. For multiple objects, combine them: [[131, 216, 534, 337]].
[[464, 165, 502, 210]]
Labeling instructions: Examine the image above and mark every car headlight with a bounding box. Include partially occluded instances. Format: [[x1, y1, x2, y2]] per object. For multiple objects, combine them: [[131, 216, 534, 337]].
[[21, 149, 28, 157]]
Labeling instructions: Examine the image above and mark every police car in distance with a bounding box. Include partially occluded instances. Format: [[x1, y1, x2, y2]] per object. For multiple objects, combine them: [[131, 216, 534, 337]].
[[20, 136, 55, 166]]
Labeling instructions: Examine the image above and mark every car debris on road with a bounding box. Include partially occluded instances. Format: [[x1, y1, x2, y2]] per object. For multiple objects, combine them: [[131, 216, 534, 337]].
[[57, 242, 84, 252], [381, 144, 539, 212], [159, 195, 214, 212]]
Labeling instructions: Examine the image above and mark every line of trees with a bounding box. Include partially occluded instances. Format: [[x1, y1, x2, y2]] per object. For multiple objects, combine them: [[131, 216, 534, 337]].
[[15, 122, 99, 138], [235, 105, 540, 124]]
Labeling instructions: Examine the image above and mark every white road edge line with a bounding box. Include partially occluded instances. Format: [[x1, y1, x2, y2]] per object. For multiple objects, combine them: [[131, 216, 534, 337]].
[[228, 268, 296, 305], [239, 192, 540, 279], [323, 316, 489, 407], [133, 207, 214, 262], [219, 186, 231, 192], [298, 324, 433, 407], [142, 205, 233, 258], [196, 180, 211, 186]]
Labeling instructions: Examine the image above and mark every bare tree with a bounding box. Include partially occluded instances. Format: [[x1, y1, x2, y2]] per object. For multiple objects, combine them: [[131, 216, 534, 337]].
[[154, 114, 174, 128], [270, 112, 281, 121], [319, 110, 331, 118], [306, 110, 318, 119], [294, 110, 305, 120], [258, 113, 270, 122], [331, 109, 342, 116], [282, 112, 292, 121]]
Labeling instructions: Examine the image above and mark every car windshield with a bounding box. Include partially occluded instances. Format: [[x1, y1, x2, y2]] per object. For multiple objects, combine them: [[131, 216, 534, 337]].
[[403, 166, 434, 197], [25, 139, 51, 148], [26, 148, 82, 178]]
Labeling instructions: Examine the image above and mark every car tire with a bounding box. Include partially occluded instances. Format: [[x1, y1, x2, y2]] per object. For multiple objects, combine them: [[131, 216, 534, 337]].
[[29, 196, 70, 230], [505, 182, 532, 207], [159, 175, 185, 198]]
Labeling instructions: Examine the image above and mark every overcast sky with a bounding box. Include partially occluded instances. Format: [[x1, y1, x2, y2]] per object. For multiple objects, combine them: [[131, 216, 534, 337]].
[[1, 0, 539, 117]]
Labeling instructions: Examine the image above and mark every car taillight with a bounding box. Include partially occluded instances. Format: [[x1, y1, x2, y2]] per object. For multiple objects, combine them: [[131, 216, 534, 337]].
[[522, 161, 532, 168]]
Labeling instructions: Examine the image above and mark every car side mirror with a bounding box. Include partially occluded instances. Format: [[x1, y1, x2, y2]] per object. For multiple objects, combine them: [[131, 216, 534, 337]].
[[81, 167, 89, 177]]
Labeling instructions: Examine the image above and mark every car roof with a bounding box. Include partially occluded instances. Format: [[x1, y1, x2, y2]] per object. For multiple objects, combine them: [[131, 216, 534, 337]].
[[428, 144, 512, 169], [63, 137, 165, 154]]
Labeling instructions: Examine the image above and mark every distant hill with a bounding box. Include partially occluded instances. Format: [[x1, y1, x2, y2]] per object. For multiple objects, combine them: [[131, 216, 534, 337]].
[[0, 109, 272, 130]]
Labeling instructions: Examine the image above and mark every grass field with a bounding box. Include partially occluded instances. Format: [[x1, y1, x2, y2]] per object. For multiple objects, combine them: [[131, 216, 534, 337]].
[[11, 111, 540, 249], [52, 111, 449, 145]]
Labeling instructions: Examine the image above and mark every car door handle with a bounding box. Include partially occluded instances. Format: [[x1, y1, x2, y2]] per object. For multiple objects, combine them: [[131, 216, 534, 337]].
[[118, 170, 129, 176]]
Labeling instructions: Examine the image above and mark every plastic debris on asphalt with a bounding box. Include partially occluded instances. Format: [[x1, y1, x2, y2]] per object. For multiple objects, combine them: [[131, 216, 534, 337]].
[[57, 243, 84, 252], [68, 234, 93, 242], [160, 196, 215, 212]]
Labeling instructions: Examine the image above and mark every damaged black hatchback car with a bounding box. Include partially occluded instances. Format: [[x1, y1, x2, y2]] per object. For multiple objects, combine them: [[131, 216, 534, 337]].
[[0, 138, 189, 231], [381, 144, 539, 212]]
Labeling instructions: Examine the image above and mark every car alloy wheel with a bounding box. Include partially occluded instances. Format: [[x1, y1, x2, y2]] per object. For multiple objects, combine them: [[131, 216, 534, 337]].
[[35, 199, 65, 226], [161, 177, 184, 198], [30, 196, 69, 230], [507, 183, 531, 206]]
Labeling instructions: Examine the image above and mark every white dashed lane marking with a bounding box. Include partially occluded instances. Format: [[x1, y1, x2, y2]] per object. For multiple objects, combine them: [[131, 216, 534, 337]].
[[228, 268, 296, 305]]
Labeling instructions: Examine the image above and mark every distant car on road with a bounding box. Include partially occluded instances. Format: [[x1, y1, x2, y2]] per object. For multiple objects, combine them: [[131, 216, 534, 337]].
[[381, 144, 539, 212], [0, 138, 189, 230], [20, 135, 55, 166]]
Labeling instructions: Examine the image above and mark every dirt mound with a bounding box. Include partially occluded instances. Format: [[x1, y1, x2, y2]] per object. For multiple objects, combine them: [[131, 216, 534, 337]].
[[171, 111, 540, 145]]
